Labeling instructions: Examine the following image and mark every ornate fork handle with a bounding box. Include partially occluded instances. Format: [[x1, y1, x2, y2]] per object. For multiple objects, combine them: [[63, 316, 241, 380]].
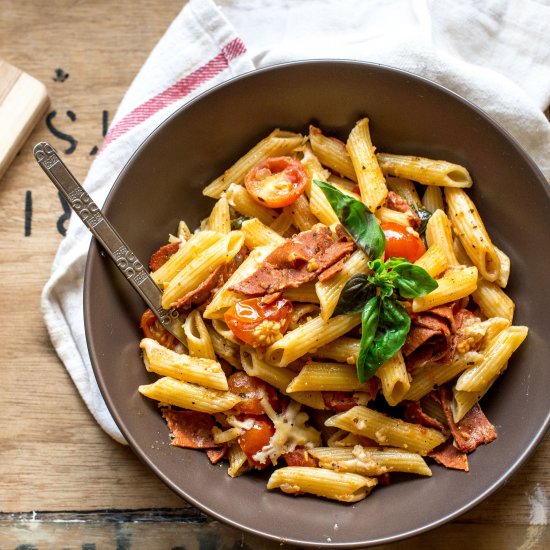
[[34, 141, 182, 339]]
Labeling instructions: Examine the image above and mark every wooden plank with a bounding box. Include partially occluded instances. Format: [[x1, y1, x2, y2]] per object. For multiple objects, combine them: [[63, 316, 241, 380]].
[[0, 515, 548, 550], [0, 60, 49, 180]]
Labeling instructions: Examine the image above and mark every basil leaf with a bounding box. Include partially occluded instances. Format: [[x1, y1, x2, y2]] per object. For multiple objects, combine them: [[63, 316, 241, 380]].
[[415, 206, 432, 235], [392, 263, 439, 298], [314, 180, 385, 260], [360, 297, 411, 381], [356, 296, 381, 383], [333, 274, 376, 316]]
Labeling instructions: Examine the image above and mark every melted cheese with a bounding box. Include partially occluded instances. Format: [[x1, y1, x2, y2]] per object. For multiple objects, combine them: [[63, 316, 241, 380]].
[[252, 398, 321, 465]]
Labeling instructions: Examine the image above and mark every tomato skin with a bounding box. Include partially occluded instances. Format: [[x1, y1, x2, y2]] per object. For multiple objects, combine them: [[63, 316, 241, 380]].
[[245, 156, 308, 208], [224, 297, 293, 348], [381, 222, 426, 263], [228, 371, 280, 415], [140, 309, 177, 350], [238, 416, 275, 469], [283, 447, 318, 467]]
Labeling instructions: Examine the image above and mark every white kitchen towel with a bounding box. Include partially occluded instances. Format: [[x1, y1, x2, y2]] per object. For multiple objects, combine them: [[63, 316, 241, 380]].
[[42, 0, 550, 443]]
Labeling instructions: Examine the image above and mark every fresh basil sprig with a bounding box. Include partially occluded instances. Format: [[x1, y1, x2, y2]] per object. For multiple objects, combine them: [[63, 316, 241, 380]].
[[315, 180, 438, 382], [314, 179, 385, 260]]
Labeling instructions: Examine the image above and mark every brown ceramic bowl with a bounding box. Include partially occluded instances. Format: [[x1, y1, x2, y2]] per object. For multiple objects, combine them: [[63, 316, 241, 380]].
[[84, 61, 550, 547]]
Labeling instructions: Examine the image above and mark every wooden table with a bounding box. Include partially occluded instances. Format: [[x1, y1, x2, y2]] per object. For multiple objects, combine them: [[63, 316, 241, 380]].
[[1, 2, 549, 548]]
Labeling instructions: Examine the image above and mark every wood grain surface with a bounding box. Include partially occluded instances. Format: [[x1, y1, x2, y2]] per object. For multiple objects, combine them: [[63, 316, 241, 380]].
[[0, 1, 549, 549]]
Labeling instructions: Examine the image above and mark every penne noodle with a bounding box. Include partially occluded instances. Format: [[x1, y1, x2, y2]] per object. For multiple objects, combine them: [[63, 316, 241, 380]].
[[140, 338, 227, 390], [425, 209, 459, 266], [421, 185, 445, 213], [376, 351, 410, 407], [309, 125, 357, 181], [412, 266, 478, 313], [225, 183, 277, 226], [183, 310, 217, 361], [208, 196, 231, 234], [283, 193, 318, 231], [445, 187, 500, 282], [203, 129, 305, 198], [312, 336, 360, 364], [151, 231, 222, 287], [472, 277, 515, 321], [265, 313, 362, 367], [162, 231, 244, 309], [494, 245, 511, 288], [139, 377, 241, 413], [286, 361, 367, 393], [269, 210, 295, 236], [455, 326, 528, 392], [282, 282, 320, 304], [414, 243, 449, 278], [267, 466, 377, 502], [404, 351, 483, 401], [310, 446, 432, 477], [375, 207, 411, 227], [346, 118, 388, 211], [325, 406, 447, 455], [316, 249, 370, 320], [386, 176, 421, 206], [376, 153, 473, 188]]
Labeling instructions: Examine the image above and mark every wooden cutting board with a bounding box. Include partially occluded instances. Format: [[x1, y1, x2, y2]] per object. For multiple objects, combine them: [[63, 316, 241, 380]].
[[0, 59, 49, 180]]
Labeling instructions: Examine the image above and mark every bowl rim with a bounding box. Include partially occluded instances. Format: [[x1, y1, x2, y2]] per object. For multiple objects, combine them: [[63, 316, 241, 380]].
[[84, 59, 550, 548]]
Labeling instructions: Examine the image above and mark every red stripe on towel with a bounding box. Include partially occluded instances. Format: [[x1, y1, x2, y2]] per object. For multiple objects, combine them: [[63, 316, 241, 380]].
[[99, 37, 247, 152]]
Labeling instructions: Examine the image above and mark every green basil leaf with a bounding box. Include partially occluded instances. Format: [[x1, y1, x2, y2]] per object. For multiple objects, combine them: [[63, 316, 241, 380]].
[[359, 297, 411, 381], [415, 206, 432, 235], [333, 274, 376, 316], [314, 180, 385, 260], [356, 296, 381, 383], [392, 263, 439, 298]]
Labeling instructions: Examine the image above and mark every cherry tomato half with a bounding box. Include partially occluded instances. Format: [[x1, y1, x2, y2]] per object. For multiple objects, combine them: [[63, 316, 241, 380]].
[[224, 297, 293, 348], [238, 416, 275, 469], [381, 222, 426, 263], [140, 308, 177, 350], [228, 371, 280, 415], [244, 156, 308, 208]]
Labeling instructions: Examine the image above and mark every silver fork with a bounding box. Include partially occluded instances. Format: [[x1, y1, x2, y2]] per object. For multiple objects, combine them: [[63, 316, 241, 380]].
[[34, 141, 185, 344]]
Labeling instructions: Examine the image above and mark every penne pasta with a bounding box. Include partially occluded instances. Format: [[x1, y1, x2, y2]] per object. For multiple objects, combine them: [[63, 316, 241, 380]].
[[208, 196, 231, 233], [325, 406, 447, 455], [140, 338, 227, 390], [312, 336, 360, 364], [425, 209, 459, 266], [445, 187, 500, 282], [286, 361, 367, 392], [183, 310, 216, 361], [203, 129, 305, 198], [414, 243, 449, 278], [265, 313, 362, 367], [225, 183, 277, 226], [139, 377, 241, 413], [421, 184, 445, 213], [472, 277, 515, 322], [386, 176, 421, 206], [267, 466, 377, 502], [310, 446, 432, 477], [315, 249, 370, 320], [412, 266, 478, 313], [309, 125, 357, 181], [376, 351, 410, 407], [376, 153, 473, 188], [162, 231, 244, 309], [346, 118, 388, 211], [283, 193, 318, 231], [455, 326, 528, 392]]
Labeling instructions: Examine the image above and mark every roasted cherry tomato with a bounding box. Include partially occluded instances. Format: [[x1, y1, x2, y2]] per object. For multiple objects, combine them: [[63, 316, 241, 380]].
[[244, 156, 308, 208], [238, 416, 275, 469], [228, 371, 280, 415], [224, 297, 292, 348], [140, 308, 177, 350], [381, 222, 426, 263]]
